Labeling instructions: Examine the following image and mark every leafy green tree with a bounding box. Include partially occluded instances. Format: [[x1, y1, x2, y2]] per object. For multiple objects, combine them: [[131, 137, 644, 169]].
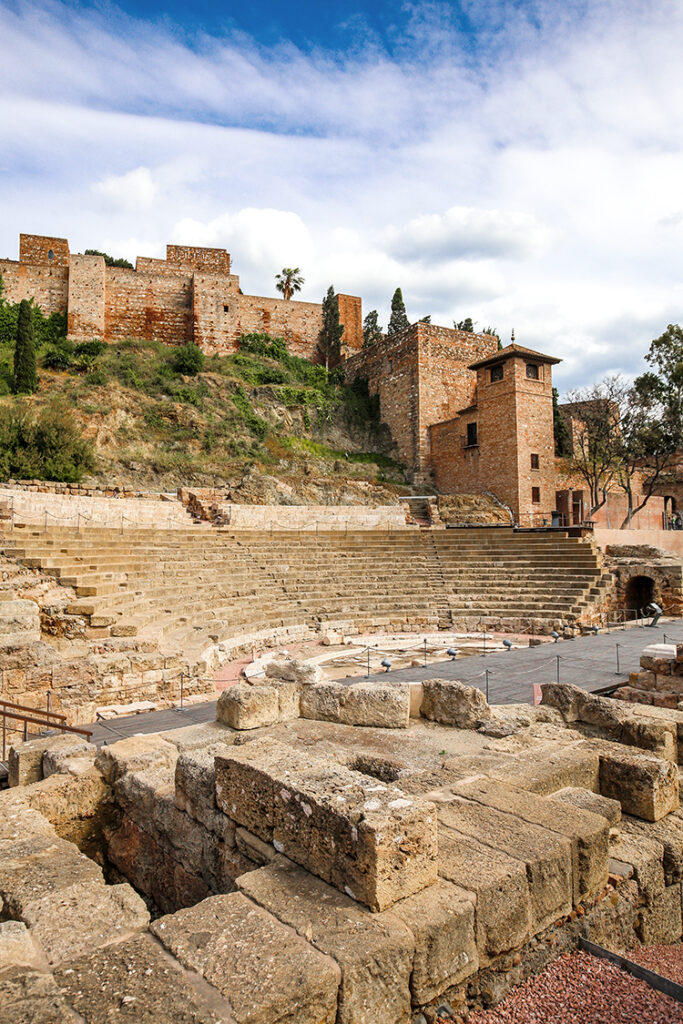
[[317, 286, 344, 369], [13, 299, 37, 394], [84, 249, 134, 270], [388, 288, 409, 335], [635, 323, 683, 449], [454, 318, 474, 332], [0, 399, 94, 482], [552, 387, 572, 457], [419, 315, 431, 323], [172, 342, 205, 376], [362, 310, 383, 347], [275, 267, 304, 301]]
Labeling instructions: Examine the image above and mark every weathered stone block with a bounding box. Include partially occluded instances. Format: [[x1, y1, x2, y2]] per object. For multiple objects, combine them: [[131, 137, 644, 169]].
[[489, 742, 600, 795], [438, 797, 572, 932], [610, 833, 665, 905], [620, 809, 683, 886], [266, 657, 323, 686], [637, 883, 683, 944], [437, 827, 531, 962], [391, 879, 478, 1004], [8, 735, 57, 788], [420, 678, 492, 728], [582, 739, 679, 821], [0, 968, 79, 1024], [152, 893, 340, 1024], [0, 835, 103, 917], [238, 857, 414, 1024], [300, 681, 343, 721], [216, 684, 279, 729], [452, 777, 609, 904], [217, 738, 438, 911], [94, 733, 177, 784], [552, 786, 622, 826], [21, 880, 149, 966], [0, 922, 43, 972], [54, 933, 231, 1023], [338, 682, 410, 729]]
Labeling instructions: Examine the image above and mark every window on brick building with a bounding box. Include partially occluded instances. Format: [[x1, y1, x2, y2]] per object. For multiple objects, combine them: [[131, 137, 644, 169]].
[[223, 304, 229, 313], [48, 250, 54, 261], [532, 486, 541, 503], [490, 364, 503, 382], [389, 359, 393, 372], [526, 363, 539, 379], [530, 453, 540, 470], [466, 422, 478, 447]]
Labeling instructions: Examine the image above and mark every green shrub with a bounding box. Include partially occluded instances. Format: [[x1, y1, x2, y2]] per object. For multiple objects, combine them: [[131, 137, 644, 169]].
[[74, 340, 106, 358], [231, 385, 269, 440], [172, 343, 205, 376], [0, 400, 95, 482], [43, 347, 73, 371]]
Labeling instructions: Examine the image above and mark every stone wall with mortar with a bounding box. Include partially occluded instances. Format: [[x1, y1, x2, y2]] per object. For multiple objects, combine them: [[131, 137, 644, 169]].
[[1, 233, 361, 361]]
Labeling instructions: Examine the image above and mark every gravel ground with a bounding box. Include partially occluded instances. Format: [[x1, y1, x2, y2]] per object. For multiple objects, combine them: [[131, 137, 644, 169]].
[[465, 951, 683, 1024], [624, 943, 683, 985]]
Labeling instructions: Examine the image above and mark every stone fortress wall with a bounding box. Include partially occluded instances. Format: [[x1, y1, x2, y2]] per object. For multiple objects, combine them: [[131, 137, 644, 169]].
[[0, 233, 363, 360]]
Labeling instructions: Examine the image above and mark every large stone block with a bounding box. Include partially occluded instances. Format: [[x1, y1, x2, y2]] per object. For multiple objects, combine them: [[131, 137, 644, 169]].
[[552, 786, 622, 826], [438, 797, 572, 932], [488, 742, 600, 795], [158, 719, 236, 752], [94, 733, 178, 784], [152, 893, 340, 1024], [636, 883, 683, 944], [437, 828, 531, 962], [610, 833, 666, 905], [0, 968, 79, 1024], [0, 789, 55, 844], [621, 808, 683, 885], [582, 738, 679, 821], [391, 879, 478, 1005], [175, 745, 235, 840], [337, 683, 410, 729], [8, 735, 58, 788], [21, 880, 149, 966], [0, 922, 43, 972], [238, 857, 414, 1024], [420, 678, 492, 728], [216, 684, 279, 729], [266, 657, 323, 686], [452, 777, 609, 904], [300, 681, 343, 721], [0, 834, 103, 917], [216, 738, 438, 911], [54, 933, 232, 1023]]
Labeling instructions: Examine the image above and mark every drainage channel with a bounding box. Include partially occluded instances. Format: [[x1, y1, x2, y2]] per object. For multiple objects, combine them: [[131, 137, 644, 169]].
[[579, 937, 683, 1003]]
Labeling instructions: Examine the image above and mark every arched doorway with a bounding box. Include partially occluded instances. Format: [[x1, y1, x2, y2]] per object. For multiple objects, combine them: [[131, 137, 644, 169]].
[[625, 575, 655, 611]]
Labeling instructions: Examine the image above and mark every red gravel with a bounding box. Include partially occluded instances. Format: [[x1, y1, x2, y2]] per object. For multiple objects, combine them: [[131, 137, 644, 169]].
[[467, 950, 683, 1024], [625, 943, 683, 986]]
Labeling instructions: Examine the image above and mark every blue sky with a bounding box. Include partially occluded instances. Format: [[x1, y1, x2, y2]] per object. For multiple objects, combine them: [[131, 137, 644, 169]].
[[1, 0, 683, 390]]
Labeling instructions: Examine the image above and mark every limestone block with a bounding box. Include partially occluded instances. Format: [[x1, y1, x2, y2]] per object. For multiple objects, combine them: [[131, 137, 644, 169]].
[[0, 968, 79, 1024], [238, 857, 414, 1024], [264, 678, 301, 720], [610, 833, 666, 905], [489, 743, 600, 795], [0, 835, 103, 917], [39, 735, 96, 779], [438, 797, 572, 932], [266, 658, 323, 686], [216, 738, 439, 911], [216, 684, 279, 729], [94, 733, 178, 784], [54, 933, 232, 1023], [582, 739, 680, 821], [8, 735, 57, 788], [21, 768, 110, 847], [300, 681, 343, 721], [0, 789, 55, 844], [235, 827, 277, 866], [452, 777, 609, 904], [620, 810, 683, 885], [152, 893, 340, 1024], [21, 880, 149, 966], [390, 879, 478, 1005], [637, 883, 683, 945], [420, 678, 492, 728], [114, 764, 176, 835], [158, 720, 236, 752], [552, 786, 622, 826], [0, 922, 43, 972], [437, 828, 531, 962], [338, 682, 410, 729], [174, 747, 221, 830], [0, 598, 40, 646]]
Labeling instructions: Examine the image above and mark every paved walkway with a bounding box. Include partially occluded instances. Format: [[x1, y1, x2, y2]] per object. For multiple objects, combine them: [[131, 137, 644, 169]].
[[83, 620, 682, 745]]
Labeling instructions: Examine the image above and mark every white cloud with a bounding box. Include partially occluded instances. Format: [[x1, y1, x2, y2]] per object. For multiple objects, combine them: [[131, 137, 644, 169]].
[[92, 166, 157, 209], [2, 0, 683, 391]]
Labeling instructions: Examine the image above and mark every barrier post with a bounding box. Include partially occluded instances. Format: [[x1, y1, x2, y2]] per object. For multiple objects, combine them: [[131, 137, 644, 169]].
[[556, 655, 561, 684], [367, 648, 370, 678], [485, 669, 490, 701], [615, 644, 622, 674], [423, 637, 427, 667]]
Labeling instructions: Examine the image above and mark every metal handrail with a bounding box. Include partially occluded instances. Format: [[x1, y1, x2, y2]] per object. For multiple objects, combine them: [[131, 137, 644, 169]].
[[1, 701, 92, 762], [0, 697, 66, 721]]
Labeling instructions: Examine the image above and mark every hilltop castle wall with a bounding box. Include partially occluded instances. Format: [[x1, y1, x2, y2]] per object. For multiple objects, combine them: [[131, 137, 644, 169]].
[[0, 234, 362, 361]]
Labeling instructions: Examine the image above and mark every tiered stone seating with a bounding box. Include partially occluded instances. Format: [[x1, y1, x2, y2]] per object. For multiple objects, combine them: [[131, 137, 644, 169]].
[[1, 525, 609, 661]]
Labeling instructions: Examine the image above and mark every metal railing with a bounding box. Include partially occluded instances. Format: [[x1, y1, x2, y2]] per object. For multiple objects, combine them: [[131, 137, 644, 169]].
[[0, 697, 93, 763]]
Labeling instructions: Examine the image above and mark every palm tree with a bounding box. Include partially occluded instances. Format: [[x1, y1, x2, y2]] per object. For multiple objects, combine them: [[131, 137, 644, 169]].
[[275, 267, 304, 301]]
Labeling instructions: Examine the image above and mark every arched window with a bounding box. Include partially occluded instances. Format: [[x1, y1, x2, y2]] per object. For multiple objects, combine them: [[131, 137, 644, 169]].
[[48, 249, 54, 261]]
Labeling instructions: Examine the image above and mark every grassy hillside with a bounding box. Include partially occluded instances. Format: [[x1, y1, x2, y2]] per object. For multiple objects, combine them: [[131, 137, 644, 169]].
[[0, 330, 409, 497]]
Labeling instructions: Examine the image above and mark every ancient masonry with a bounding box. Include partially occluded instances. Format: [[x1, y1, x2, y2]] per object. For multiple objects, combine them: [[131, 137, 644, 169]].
[[0, 233, 363, 358], [2, 668, 683, 1022]]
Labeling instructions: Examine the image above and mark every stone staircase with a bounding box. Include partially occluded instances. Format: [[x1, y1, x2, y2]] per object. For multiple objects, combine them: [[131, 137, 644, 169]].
[[0, 525, 610, 662]]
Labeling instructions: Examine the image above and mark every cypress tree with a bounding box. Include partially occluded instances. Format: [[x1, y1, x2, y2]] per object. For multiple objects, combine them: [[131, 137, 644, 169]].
[[388, 288, 409, 335], [362, 309, 383, 347], [13, 299, 37, 395], [317, 286, 344, 369]]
